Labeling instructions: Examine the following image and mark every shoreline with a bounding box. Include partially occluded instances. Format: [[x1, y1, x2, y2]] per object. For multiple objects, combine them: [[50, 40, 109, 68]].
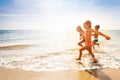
[[0, 67, 120, 80]]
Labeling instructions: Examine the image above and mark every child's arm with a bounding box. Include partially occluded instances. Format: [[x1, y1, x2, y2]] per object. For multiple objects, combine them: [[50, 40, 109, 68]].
[[80, 35, 84, 40], [91, 29, 111, 40]]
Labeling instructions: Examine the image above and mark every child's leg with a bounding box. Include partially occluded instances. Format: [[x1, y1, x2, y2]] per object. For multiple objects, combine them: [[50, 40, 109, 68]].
[[87, 47, 97, 63], [76, 46, 87, 60], [87, 47, 95, 57], [93, 43, 100, 49], [78, 39, 84, 47], [92, 41, 100, 50], [93, 45, 95, 50], [96, 43, 100, 47]]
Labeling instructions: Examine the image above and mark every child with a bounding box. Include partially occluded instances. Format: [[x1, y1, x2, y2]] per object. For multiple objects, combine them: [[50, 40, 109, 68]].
[[76, 20, 110, 63], [76, 26, 85, 47], [92, 25, 100, 49]]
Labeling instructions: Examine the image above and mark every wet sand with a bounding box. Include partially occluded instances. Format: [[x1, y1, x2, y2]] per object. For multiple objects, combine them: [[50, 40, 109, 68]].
[[0, 67, 120, 80]]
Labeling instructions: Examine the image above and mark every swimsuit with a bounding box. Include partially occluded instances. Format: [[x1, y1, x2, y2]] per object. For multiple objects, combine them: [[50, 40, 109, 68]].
[[93, 38, 98, 42]]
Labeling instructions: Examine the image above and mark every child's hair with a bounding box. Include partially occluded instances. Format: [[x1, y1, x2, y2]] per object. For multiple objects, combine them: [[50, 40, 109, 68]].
[[76, 26, 82, 32], [95, 25, 100, 29], [84, 20, 91, 28]]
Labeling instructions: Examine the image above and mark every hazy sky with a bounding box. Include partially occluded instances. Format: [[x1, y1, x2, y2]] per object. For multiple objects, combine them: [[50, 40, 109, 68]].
[[0, 0, 120, 30]]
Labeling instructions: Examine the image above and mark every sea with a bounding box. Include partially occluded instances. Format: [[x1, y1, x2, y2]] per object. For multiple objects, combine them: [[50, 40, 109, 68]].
[[0, 30, 120, 71]]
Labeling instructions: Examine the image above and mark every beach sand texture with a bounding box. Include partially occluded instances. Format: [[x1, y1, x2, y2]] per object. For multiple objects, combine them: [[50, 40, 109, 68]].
[[0, 67, 120, 80]]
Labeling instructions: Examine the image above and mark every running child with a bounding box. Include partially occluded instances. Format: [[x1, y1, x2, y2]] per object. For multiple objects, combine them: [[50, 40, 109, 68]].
[[76, 26, 85, 47], [76, 20, 111, 63], [92, 25, 100, 49]]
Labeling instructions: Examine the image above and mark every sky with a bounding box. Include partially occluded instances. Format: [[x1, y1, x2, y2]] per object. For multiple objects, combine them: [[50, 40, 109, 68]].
[[0, 0, 120, 30]]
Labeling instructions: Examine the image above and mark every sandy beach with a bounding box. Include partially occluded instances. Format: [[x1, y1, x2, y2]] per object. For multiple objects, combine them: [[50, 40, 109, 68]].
[[0, 67, 119, 80]]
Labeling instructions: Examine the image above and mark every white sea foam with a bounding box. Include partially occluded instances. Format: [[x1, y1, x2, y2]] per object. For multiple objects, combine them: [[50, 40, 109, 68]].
[[0, 47, 120, 72]]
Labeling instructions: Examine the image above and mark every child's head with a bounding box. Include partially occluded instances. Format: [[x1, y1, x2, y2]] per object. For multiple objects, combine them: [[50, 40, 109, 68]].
[[95, 25, 100, 31], [83, 20, 91, 29], [76, 26, 82, 32]]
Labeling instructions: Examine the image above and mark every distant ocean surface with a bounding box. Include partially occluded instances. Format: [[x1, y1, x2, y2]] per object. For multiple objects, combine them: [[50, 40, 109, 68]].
[[0, 30, 120, 71]]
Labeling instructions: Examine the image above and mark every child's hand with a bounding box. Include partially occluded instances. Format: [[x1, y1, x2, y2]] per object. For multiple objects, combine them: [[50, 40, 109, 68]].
[[105, 36, 111, 40]]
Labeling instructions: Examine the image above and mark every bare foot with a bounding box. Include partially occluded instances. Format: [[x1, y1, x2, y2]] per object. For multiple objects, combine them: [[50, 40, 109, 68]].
[[93, 59, 98, 63], [91, 57, 98, 63], [75, 58, 81, 60]]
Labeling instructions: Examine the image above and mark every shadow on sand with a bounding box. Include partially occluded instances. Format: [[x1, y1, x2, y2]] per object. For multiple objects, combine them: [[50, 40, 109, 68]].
[[77, 62, 111, 80], [85, 69, 112, 80]]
